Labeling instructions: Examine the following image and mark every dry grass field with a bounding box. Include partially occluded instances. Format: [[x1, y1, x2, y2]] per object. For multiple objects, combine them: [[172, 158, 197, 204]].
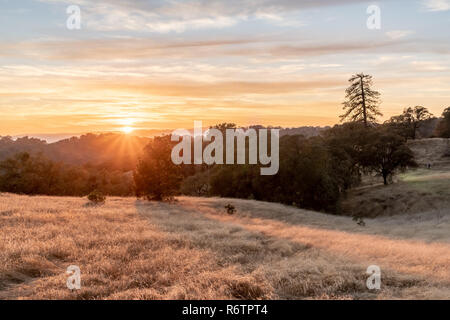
[[0, 193, 449, 300], [407, 138, 450, 166]]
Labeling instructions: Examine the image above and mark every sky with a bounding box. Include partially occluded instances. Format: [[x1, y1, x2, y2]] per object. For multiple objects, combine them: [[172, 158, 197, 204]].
[[0, 0, 449, 136]]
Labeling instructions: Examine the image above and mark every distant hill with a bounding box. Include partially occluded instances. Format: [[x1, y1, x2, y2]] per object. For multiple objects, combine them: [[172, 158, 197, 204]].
[[416, 117, 440, 139], [12, 133, 82, 144], [0, 133, 151, 171], [407, 138, 450, 166], [1, 126, 329, 170], [280, 126, 330, 137]]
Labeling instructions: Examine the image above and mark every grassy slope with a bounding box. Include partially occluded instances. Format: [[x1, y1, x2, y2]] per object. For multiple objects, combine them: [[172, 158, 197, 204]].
[[0, 194, 448, 300], [341, 138, 450, 217], [0, 195, 272, 300], [407, 138, 450, 166]]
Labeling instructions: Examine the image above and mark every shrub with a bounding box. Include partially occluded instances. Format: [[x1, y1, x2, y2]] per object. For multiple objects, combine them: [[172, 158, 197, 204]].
[[180, 171, 211, 196], [352, 216, 366, 227], [87, 190, 106, 204], [225, 204, 236, 215]]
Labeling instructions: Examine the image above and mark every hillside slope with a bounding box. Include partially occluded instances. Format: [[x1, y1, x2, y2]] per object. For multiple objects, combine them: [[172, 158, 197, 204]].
[[0, 133, 150, 170], [0, 194, 448, 300], [341, 138, 450, 217], [407, 138, 450, 166]]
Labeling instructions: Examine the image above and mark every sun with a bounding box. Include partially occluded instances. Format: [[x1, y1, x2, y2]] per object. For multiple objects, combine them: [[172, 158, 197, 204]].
[[121, 126, 134, 134], [117, 117, 136, 134]]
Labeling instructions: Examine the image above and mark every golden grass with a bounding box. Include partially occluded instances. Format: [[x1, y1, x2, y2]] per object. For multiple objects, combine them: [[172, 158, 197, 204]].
[[342, 165, 450, 218], [0, 193, 449, 300], [407, 138, 450, 166], [0, 194, 272, 300]]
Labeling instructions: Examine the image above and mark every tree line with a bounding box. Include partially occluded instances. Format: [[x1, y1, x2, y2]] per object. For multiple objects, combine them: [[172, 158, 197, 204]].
[[137, 121, 416, 213], [134, 73, 448, 213], [0, 152, 134, 196], [1, 73, 449, 213]]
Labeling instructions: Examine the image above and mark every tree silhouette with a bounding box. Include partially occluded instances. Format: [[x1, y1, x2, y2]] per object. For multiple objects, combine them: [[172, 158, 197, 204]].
[[134, 135, 182, 201], [341, 73, 382, 127], [404, 106, 433, 139], [435, 107, 450, 138], [386, 106, 433, 140], [360, 129, 416, 185], [210, 123, 236, 135], [385, 114, 411, 141]]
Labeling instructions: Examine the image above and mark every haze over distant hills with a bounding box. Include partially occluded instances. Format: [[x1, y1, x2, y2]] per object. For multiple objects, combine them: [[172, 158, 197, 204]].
[[1, 126, 329, 172], [11, 126, 330, 144], [1, 133, 151, 171], [12, 134, 84, 144], [2, 120, 440, 172]]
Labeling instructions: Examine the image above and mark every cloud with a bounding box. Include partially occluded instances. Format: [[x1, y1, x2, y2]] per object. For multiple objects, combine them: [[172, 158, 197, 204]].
[[143, 16, 241, 33], [385, 30, 414, 40], [423, 0, 450, 11], [39, 0, 369, 32], [411, 60, 448, 71], [0, 0, 447, 135], [0, 37, 422, 62]]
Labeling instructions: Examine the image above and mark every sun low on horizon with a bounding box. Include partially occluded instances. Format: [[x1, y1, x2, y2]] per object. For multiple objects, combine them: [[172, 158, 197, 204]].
[[121, 126, 134, 134], [116, 117, 137, 135]]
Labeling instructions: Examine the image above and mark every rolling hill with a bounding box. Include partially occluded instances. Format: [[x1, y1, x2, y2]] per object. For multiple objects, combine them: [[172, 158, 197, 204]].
[[0, 194, 448, 300], [0, 133, 151, 170], [341, 138, 450, 217]]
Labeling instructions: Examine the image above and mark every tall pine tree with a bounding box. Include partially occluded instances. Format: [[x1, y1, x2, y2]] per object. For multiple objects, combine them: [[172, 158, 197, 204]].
[[341, 73, 382, 127]]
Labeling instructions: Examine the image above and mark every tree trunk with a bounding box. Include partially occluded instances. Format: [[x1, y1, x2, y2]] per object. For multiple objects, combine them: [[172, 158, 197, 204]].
[[412, 123, 417, 140], [360, 75, 368, 127], [382, 172, 388, 185]]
